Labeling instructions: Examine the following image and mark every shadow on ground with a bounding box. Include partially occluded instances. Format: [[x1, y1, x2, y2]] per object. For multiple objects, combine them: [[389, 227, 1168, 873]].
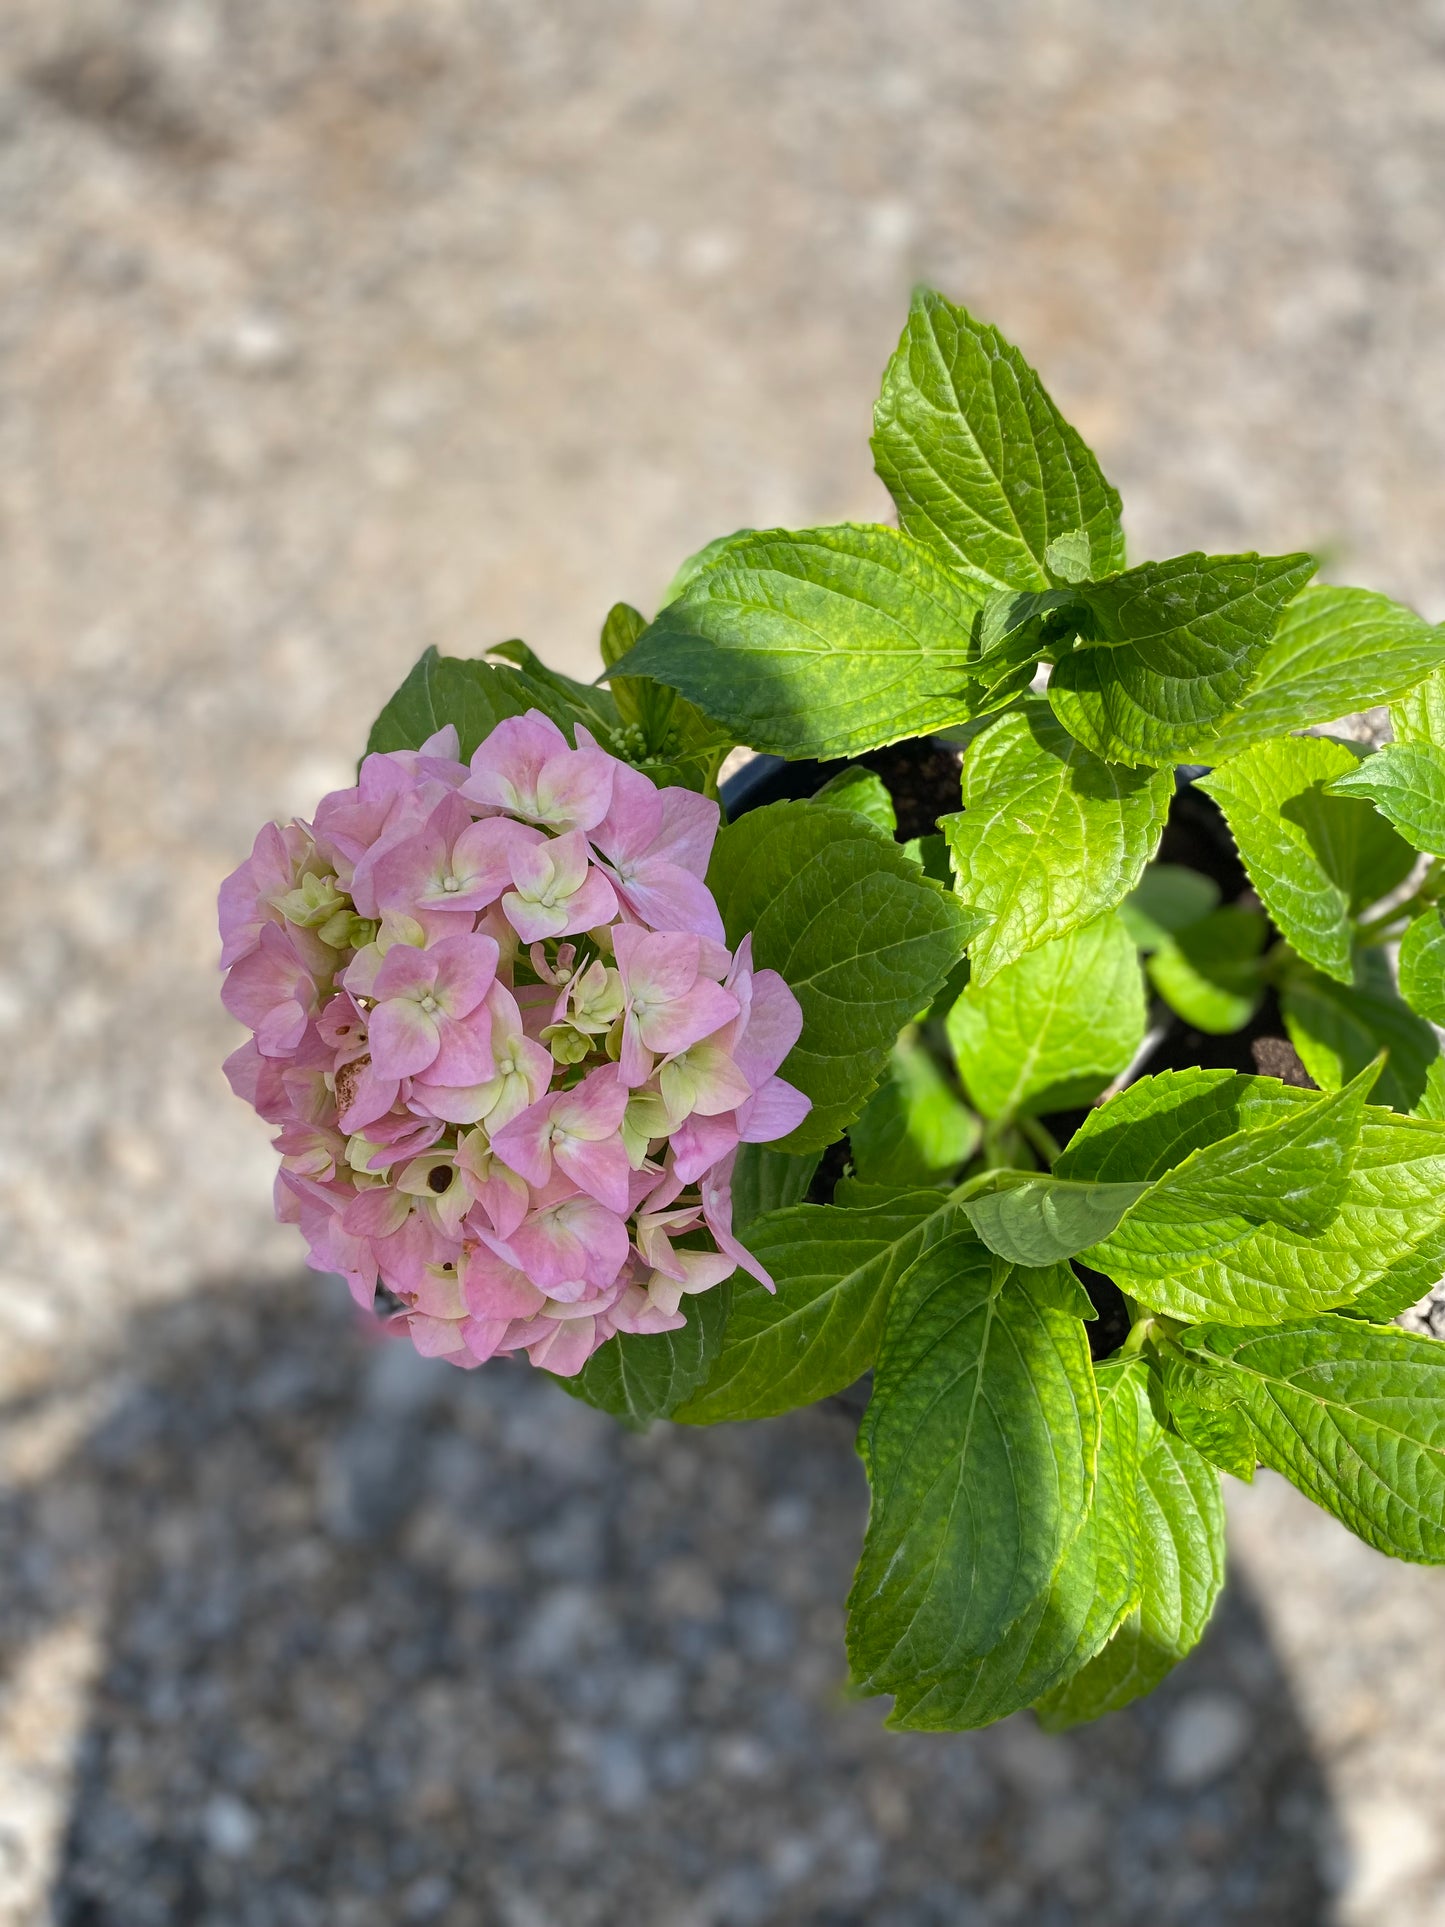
[[0, 1277, 1335, 1927]]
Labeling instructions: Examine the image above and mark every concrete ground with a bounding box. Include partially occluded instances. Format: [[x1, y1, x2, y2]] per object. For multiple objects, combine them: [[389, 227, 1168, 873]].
[[3, 1, 1445, 1920]]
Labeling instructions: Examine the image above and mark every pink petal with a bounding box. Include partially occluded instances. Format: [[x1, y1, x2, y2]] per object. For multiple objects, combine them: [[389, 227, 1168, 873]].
[[429, 932, 501, 1019], [369, 998, 441, 1078], [736, 969, 805, 1085], [409, 1313, 472, 1359], [462, 1246, 547, 1320], [536, 749, 616, 833], [336, 1061, 402, 1132], [654, 787, 721, 876], [669, 1112, 740, 1184], [702, 1152, 774, 1290], [462, 712, 571, 813], [591, 762, 663, 866], [637, 978, 739, 1056], [540, 829, 592, 897], [556, 866, 619, 936], [371, 943, 438, 1001], [553, 1064, 628, 1138], [428, 1006, 496, 1085], [523, 1316, 604, 1376], [554, 1135, 633, 1214], [613, 860, 726, 942], [738, 1075, 812, 1142], [342, 1187, 413, 1238], [489, 1098, 556, 1188], [451, 816, 544, 906], [613, 925, 701, 1004]]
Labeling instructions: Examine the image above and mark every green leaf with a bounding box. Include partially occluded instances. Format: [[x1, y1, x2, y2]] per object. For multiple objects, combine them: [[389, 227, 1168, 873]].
[[885, 1354, 1145, 1731], [941, 700, 1171, 983], [1146, 905, 1268, 1035], [1047, 551, 1318, 766], [1326, 743, 1445, 857], [1154, 1350, 1259, 1483], [1058, 1067, 1445, 1324], [611, 523, 992, 760], [1281, 948, 1440, 1114], [1197, 585, 1445, 754], [366, 646, 534, 759], [811, 766, 898, 835], [947, 912, 1147, 1119], [1200, 736, 1416, 983], [1399, 908, 1445, 1024], [1181, 1318, 1445, 1562], [846, 1230, 1100, 1721], [1035, 1380, 1224, 1728], [1120, 863, 1221, 951], [673, 1190, 957, 1424], [660, 528, 756, 606], [1392, 665, 1445, 747], [987, 1059, 1374, 1278], [489, 639, 620, 738], [598, 601, 736, 789], [960, 1172, 1150, 1267], [553, 1285, 732, 1428], [706, 801, 984, 1152], [871, 288, 1125, 594], [729, 1143, 821, 1233], [849, 1034, 979, 1185]]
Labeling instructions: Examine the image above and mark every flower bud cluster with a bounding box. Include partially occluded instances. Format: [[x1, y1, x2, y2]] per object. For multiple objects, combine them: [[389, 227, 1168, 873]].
[[220, 712, 809, 1375]]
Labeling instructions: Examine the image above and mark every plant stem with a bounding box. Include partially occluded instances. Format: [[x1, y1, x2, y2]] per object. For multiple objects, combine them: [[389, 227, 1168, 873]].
[[1019, 1114, 1062, 1167]]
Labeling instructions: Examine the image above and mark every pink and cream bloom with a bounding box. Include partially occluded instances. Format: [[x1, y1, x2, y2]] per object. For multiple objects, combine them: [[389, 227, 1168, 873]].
[[462, 712, 615, 832], [612, 925, 739, 1088], [350, 931, 499, 1082], [589, 760, 725, 941], [220, 705, 809, 1377]]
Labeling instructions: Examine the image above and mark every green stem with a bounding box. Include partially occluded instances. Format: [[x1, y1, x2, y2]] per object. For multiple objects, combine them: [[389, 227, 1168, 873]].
[[1354, 895, 1426, 947], [1019, 1114, 1062, 1167]]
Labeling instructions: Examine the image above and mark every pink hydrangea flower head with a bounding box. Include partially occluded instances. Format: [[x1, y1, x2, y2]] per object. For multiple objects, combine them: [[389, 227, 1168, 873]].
[[220, 704, 809, 1377]]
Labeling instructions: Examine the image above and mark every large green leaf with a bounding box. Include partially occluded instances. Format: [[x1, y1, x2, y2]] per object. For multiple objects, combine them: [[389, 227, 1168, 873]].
[[846, 1231, 1099, 1722], [610, 523, 991, 759], [1398, 909, 1445, 1024], [870, 289, 1126, 594], [1058, 1068, 1445, 1324], [941, 700, 1171, 983], [1198, 585, 1445, 754], [553, 1285, 732, 1428], [1181, 1318, 1445, 1562], [672, 1191, 956, 1424], [1035, 1378, 1225, 1728], [1146, 905, 1268, 1035], [947, 912, 1146, 1120], [367, 647, 534, 759], [968, 1061, 1377, 1272], [849, 1033, 979, 1186], [960, 1172, 1149, 1267], [887, 1355, 1145, 1731], [706, 801, 983, 1152], [1199, 736, 1416, 983], [1327, 743, 1445, 857], [1047, 551, 1317, 767], [729, 1143, 821, 1232], [1280, 948, 1440, 1114]]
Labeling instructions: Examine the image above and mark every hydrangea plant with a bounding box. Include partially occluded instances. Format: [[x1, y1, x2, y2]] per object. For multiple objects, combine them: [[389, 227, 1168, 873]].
[[223, 290, 1445, 1734]]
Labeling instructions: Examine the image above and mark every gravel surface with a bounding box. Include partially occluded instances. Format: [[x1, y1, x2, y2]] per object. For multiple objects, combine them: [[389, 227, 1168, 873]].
[[4, 1, 1445, 1921]]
